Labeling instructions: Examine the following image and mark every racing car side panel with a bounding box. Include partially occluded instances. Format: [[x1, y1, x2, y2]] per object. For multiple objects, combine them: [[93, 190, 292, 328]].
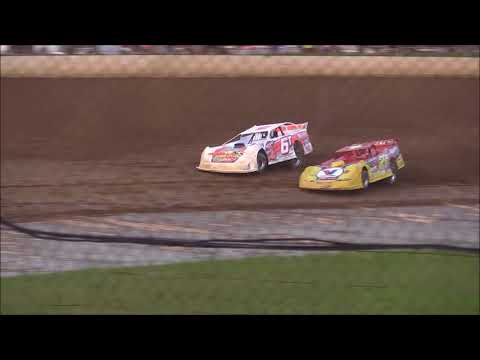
[[299, 140, 405, 190], [198, 122, 313, 173], [264, 128, 312, 165], [265, 136, 295, 164]]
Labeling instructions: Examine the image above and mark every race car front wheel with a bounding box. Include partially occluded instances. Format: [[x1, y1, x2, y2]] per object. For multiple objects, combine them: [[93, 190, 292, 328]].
[[361, 169, 369, 189], [389, 160, 398, 185], [257, 152, 268, 173]]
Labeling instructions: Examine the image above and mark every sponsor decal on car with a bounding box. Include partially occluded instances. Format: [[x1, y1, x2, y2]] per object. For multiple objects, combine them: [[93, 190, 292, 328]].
[[317, 167, 344, 179], [212, 151, 243, 163]]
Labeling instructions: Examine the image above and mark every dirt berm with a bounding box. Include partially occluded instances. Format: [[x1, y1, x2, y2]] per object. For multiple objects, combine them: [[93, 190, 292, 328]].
[[1, 76, 478, 220]]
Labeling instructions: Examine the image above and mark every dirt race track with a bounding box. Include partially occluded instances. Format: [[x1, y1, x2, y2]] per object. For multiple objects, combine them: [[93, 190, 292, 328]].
[[1, 76, 479, 222]]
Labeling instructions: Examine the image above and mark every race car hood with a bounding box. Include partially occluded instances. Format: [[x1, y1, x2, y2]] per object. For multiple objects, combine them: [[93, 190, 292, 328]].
[[320, 157, 364, 168], [321, 159, 347, 168], [207, 143, 247, 163], [301, 164, 346, 181]]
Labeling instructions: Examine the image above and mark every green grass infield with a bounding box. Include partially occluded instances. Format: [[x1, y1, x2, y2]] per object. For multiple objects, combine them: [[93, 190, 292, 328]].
[[1, 251, 478, 314]]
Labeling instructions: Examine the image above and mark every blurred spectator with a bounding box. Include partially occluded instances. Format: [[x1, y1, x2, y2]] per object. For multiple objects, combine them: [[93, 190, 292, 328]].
[[96, 45, 122, 55], [314, 45, 334, 54], [228, 45, 273, 55], [170, 46, 192, 54], [336, 45, 361, 54], [32, 45, 47, 54], [191, 45, 208, 54], [210, 46, 229, 54], [138, 45, 154, 54], [0, 45, 11, 55], [411, 45, 450, 54], [1, 45, 478, 57], [71, 45, 96, 55], [120, 45, 135, 54], [151, 45, 171, 54], [302, 45, 315, 54], [276, 45, 303, 54], [11, 45, 32, 54], [221, 46, 237, 54], [33, 45, 65, 55]]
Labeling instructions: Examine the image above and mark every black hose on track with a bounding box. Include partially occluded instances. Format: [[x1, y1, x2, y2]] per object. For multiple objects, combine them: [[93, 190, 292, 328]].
[[1, 217, 478, 254]]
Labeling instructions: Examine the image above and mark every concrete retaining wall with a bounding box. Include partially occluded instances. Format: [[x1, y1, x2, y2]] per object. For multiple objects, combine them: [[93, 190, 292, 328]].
[[1, 55, 479, 78]]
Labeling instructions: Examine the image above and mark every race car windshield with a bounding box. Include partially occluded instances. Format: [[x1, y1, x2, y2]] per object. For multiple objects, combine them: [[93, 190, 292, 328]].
[[335, 149, 368, 160], [225, 133, 254, 145], [252, 132, 268, 141]]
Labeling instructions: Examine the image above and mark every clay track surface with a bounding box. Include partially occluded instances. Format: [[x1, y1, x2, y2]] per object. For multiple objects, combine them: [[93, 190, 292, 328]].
[[1, 76, 479, 222], [1, 75, 479, 277]]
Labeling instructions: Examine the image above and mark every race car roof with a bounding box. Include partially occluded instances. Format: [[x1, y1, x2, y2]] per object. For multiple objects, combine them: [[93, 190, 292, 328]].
[[240, 122, 294, 134], [336, 139, 397, 152]]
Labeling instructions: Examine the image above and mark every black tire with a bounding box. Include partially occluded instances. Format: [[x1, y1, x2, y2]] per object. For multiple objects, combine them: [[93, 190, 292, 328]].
[[289, 142, 305, 169], [361, 169, 369, 189], [257, 152, 268, 173], [389, 159, 398, 185]]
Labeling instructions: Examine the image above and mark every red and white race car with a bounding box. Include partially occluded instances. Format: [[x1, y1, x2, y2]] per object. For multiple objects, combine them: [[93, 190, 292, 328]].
[[197, 122, 313, 173]]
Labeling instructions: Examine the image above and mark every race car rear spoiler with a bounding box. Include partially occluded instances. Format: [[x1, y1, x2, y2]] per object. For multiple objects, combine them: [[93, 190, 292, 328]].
[[284, 122, 308, 131], [373, 138, 399, 146]]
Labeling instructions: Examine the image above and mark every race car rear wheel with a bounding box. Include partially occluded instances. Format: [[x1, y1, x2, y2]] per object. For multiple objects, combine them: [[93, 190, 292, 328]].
[[389, 159, 398, 185], [289, 142, 305, 169], [257, 152, 268, 173], [361, 169, 369, 189]]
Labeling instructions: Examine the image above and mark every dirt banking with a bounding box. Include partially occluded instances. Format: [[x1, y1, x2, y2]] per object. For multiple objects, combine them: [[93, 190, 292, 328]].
[[1, 77, 479, 220]]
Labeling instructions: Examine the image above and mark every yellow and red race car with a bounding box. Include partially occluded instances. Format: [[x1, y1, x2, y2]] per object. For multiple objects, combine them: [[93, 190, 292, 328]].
[[299, 139, 405, 190]]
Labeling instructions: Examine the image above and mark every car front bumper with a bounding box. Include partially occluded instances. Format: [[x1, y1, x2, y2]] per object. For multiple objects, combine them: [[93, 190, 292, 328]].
[[298, 176, 364, 190], [197, 161, 257, 174]]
